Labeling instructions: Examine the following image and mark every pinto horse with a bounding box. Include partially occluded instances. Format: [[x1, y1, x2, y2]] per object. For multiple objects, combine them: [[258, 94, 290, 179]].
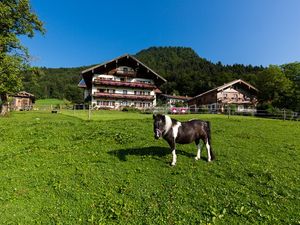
[[153, 114, 215, 166]]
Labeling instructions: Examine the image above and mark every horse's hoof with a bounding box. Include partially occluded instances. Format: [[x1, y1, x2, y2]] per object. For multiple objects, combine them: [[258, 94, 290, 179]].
[[195, 157, 200, 161], [171, 162, 176, 166]]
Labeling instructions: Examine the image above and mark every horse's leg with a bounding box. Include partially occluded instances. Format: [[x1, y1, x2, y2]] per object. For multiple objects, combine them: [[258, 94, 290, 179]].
[[195, 139, 201, 160], [171, 148, 177, 166], [205, 138, 212, 162], [167, 139, 177, 166]]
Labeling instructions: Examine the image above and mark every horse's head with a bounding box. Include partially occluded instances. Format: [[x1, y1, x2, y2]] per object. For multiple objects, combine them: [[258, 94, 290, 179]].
[[153, 114, 166, 139]]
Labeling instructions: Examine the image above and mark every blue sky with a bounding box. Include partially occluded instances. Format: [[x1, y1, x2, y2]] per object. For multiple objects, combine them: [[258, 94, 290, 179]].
[[21, 0, 300, 68]]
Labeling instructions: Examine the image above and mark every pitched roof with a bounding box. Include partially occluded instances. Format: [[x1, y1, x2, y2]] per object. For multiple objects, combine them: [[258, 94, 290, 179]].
[[160, 94, 191, 100], [188, 79, 258, 102], [81, 54, 167, 83], [13, 91, 35, 98], [216, 79, 258, 92]]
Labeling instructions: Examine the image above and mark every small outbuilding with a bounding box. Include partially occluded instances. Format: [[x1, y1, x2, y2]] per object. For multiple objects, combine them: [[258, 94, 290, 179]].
[[11, 91, 35, 111]]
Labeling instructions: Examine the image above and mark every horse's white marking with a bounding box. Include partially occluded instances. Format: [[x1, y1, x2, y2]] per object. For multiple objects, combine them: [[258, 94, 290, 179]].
[[164, 115, 172, 135], [172, 122, 182, 140], [206, 139, 211, 162], [195, 143, 201, 160], [171, 149, 177, 166], [155, 130, 160, 138]]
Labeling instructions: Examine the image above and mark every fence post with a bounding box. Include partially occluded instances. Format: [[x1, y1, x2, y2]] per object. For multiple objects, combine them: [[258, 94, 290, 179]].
[[228, 107, 230, 119], [88, 104, 91, 120], [283, 109, 286, 121]]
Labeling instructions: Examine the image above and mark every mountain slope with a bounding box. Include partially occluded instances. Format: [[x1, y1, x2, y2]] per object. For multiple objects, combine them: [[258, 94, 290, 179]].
[[135, 46, 263, 96]]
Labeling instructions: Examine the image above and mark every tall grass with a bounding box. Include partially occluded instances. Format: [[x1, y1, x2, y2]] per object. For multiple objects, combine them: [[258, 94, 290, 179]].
[[0, 111, 299, 224]]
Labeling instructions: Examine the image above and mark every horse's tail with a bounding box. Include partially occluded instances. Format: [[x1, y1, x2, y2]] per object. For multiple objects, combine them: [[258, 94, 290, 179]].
[[206, 121, 215, 161]]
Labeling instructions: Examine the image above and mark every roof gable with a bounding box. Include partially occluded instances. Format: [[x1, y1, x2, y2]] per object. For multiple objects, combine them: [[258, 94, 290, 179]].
[[188, 79, 258, 102], [81, 54, 166, 88], [216, 79, 258, 92]]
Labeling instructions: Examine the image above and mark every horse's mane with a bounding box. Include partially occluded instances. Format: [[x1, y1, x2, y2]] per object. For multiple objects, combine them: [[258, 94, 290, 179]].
[[163, 115, 178, 125]]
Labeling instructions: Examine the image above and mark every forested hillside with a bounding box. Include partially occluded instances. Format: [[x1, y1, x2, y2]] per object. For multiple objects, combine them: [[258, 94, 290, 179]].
[[22, 47, 300, 111], [23, 66, 89, 103], [135, 47, 264, 96]]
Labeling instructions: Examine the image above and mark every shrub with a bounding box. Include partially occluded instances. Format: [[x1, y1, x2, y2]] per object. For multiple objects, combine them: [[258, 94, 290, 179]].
[[121, 106, 141, 113]]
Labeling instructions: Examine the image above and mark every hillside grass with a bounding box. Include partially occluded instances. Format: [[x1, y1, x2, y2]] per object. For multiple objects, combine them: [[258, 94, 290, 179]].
[[35, 98, 69, 107], [0, 111, 299, 224]]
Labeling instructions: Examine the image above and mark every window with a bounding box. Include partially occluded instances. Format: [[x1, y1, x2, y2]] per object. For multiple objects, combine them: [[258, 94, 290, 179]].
[[98, 89, 115, 93], [121, 101, 129, 106], [97, 101, 115, 106], [123, 90, 127, 95], [100, 77, 113, 80]]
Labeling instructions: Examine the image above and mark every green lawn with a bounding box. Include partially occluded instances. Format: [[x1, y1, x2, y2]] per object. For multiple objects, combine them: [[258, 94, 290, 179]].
[[61, 109, 151, 121], [35, 98, 67, 106], [0, 111, 299, 224]]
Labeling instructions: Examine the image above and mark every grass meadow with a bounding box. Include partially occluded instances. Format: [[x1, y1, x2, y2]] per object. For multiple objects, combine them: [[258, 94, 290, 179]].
[[0, 111, 299, 224], [35, 99, 68, 107]]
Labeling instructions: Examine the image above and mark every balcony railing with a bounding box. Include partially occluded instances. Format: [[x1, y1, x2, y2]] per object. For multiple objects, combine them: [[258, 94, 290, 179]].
[[93, 92, 155, 101], [217, 97, 256, 104], [93, 79, 156, 89]]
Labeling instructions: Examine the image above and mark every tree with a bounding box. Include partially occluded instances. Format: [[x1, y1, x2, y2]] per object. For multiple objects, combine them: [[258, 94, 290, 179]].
[[256, 65, 294, 109], [281, 62, 300, 111], [0, 0, 44, 115]]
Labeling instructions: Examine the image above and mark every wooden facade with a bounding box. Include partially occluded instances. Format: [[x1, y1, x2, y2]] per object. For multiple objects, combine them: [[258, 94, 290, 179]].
[[188, 79, 258, 112], [11, 91, 35, 111], [79, 54, 166, 109]]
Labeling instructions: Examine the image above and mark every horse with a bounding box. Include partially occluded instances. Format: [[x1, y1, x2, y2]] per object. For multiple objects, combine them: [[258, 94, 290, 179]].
[[153, 114, 215, 166]]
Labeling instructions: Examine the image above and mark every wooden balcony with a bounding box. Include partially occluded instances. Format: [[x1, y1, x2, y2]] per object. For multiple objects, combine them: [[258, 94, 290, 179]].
[[108, 69, 136, 77], [93, 79, 156, 90], [217, 97, 254, 104], [93, 92, 155, 101]]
